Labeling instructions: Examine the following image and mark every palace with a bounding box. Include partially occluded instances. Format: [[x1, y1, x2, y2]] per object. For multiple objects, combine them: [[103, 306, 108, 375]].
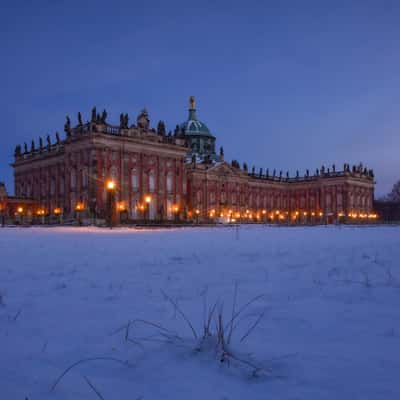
[[6, 97, 375, 224]]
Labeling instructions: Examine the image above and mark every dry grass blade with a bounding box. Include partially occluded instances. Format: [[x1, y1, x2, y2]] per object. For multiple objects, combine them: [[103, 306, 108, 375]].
[[227, 282, 238, 344], [226, 351, 267, 375], [131, 318, 175, 334], [161, 289, 198, 339], [225, 294, 265, 332], [51, 357, 128, 392], [83, 375, 106, 400], [240, 311, 265, 343], [204, 300, 218, 336]]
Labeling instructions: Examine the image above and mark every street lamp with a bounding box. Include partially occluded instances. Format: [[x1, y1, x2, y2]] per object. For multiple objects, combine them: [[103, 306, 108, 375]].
[[16, 206, 24, 225], [144, 195, 152, 223], [75, 203, 84, 226], [195, 208, 200, 224], [54, 207, 62, 225], [173, 204, 179, 223], [36, 208, 45, 224], [106, 180, 116, 229]]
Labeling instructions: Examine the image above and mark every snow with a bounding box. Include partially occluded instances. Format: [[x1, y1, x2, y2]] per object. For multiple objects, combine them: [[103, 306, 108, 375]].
[[1, 225, 400, 399]]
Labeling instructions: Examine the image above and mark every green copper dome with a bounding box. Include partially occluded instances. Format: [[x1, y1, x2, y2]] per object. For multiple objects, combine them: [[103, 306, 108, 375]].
[[180, 96, 214, 137]]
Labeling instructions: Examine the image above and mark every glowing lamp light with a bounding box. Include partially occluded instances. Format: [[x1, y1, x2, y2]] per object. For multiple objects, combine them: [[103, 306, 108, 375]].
[[319, 212, 323, 217], [17, 207, 23, 213], [173, 205, 179, 213], [106, 180, 116, 191], [311, 212, 315, 216], [117, 202, 126, 211], [54, 208, 62, 215], [195, 209, 200, 215], [75, 203, 84, 211], [262, 209, 267, 215], [145, 195, 152, 204]]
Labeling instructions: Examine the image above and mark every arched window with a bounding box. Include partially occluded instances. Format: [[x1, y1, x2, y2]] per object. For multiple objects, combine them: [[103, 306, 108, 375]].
[[131, 169, 138, 190], [110, 166, 118, 181], [149, 171, 155, 192], [70, 170, 76, 189], [50, 179, 56, 195], [59, 176, 65, 194], [82, 168, 88, 188], [337, 193, 343, 207], [326, 193, 332, 212], [166, 172, 173, 193], [209, 191, 215, 203]]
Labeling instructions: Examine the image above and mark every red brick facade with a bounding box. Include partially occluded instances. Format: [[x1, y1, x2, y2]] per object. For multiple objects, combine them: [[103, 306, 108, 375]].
[[11, 105, 375, 224]]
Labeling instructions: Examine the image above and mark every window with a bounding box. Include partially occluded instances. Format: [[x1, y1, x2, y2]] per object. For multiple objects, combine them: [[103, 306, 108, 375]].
[[149, 171, 155, 192], [221, 191, 226, 203], [326, 193, 332, 212], [131, 169, 138, 190], [70, 170, 76, 189], [60, 177, 65, 194], [337, 193, 343, 208], [110, 166, 118, 182], [166, 173, 173, 193], [82, 168, 88, 188], [210, 191, 215, 203], [50, 179, 56, 195]]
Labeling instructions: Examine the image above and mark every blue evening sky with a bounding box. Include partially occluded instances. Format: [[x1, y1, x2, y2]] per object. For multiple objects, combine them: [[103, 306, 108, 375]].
[[1, 0, 399, 196]]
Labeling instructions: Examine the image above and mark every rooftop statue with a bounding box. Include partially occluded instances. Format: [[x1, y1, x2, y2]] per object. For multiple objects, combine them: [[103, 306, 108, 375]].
[[64, 116, 71, 136], [101, 109, 107, 124]]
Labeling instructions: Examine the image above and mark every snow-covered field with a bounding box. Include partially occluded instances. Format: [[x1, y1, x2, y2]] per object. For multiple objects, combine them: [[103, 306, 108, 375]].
[[0, 226, 399, 399]]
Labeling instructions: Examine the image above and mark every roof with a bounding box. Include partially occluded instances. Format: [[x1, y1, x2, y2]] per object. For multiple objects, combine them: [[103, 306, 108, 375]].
[[180, 97, 214, 137]]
